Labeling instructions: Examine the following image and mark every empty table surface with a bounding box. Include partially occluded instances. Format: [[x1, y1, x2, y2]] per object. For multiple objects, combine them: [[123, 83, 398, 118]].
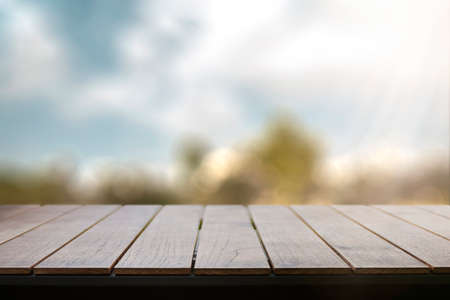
[[0, 204, 448, 275]]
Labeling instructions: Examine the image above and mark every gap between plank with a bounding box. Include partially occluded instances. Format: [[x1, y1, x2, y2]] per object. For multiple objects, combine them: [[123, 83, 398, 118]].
[[416, 206, 450, 221], [288, 206, 354, 272], [246, 206, 274, 273], [372, 206, 449, 241], [0, 205, 82, 247], [190, 206, 205, 272], [109, 205, 164, 273], [330, 206, 433, 271], [30, 205, 123, 272]]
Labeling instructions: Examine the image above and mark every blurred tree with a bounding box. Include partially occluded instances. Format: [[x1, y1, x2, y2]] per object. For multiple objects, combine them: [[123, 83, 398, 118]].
[[248, 115, 321, 204], [187, 115, 322, 205], [206, 173, 260, 204], [93, 166, 179, 205], [175, 137, 210, 182], [0, 160, 76, 205], [174, 137, 211, 203]]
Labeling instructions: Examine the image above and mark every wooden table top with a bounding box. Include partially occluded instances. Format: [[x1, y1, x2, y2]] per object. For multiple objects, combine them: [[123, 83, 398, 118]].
[[0, 204, 449, 276]]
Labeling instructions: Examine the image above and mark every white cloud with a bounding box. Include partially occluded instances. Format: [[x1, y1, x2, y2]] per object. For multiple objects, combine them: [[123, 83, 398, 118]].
[[62, 0, 249, 145], [170, 0, 449, 156], [0, 1, 68, 99], [1, 0, 448, 173]]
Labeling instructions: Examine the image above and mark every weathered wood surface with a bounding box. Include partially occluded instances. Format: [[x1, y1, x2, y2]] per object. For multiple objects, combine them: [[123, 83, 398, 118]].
[[0, 205, 118, 274], [334, 205, 450, 273], [417, 205, 450, 220], [34, 205, 160, 274], [0, 205, 79, 245], [292, 206, 428, 274], [375, 205, 450, 240], [249, 205, 350, 274], [0, 205, 39, 220], [194, 205, 270, 275], [115, 205, 202, 275], [0, 204, 449, 276]]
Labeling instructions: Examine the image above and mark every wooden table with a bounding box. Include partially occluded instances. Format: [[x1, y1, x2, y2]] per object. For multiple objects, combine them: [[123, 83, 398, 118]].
[[1, 204, 449, 298]]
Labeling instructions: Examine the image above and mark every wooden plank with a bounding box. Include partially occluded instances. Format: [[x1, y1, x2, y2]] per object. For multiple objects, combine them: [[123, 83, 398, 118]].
[[0, 205, 118, 274], [249, 206, 350, 274], [115, 205, 202, 275], [417, 205, 450, 219], [0, 205, 39, 220], [375, 205, 450, 240], [0, 205, 79, 245], [194, 205, 270, 275], [34, 205, 160, 274], [292, 206, 428, 274], [334, 205, 450, 273]]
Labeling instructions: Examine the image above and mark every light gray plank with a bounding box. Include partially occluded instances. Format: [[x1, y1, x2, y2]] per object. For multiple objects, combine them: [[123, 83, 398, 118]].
[[417, 205, 450, 219], [34, 205, 160, 274], [194, 205, 270, 275], [334, 205, 450, 273], [292, 206, 428, 274], [250, 205, 350, 274], [115, 205, 202, 275], [375, 205, 450, 240], [0, 205, 39, 220], [0, 205, 118, 274], [0, 205, 79, 245]]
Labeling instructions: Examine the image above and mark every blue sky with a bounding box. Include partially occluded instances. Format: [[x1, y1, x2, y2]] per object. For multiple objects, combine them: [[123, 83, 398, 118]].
[[0, 0, 448, 180]]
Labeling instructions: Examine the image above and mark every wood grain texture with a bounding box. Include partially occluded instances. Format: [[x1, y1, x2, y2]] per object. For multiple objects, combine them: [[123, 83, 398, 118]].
[[194, 205, 270, 275], [417, 205, 450, 220], [115, 205, 202, 275], [249, 205, 350, 274], [292, 206, 428, 274], [0, 205, 79, 245], [0, 205, 39, 220], [34, 205, 160, 274], [375, 205, 450, 240], [334, 205, 450, 273], [0, 205, 118, 274]]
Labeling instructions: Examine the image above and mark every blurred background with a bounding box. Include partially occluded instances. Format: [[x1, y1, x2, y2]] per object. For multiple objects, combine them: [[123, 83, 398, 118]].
[[0, 0, 448, 205]]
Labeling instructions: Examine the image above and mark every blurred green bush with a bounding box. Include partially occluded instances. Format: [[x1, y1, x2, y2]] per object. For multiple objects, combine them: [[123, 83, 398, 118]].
[[0, 116, 448, 205]]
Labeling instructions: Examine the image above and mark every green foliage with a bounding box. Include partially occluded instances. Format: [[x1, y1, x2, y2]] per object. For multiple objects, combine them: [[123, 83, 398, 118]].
[[249, 115, 320, 203], [207, 174, 259, 204], [93, 168, 179, 205], [0, 165, 75, 205], [175, 137, 210, 181], [0, 116, 446, 205]]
